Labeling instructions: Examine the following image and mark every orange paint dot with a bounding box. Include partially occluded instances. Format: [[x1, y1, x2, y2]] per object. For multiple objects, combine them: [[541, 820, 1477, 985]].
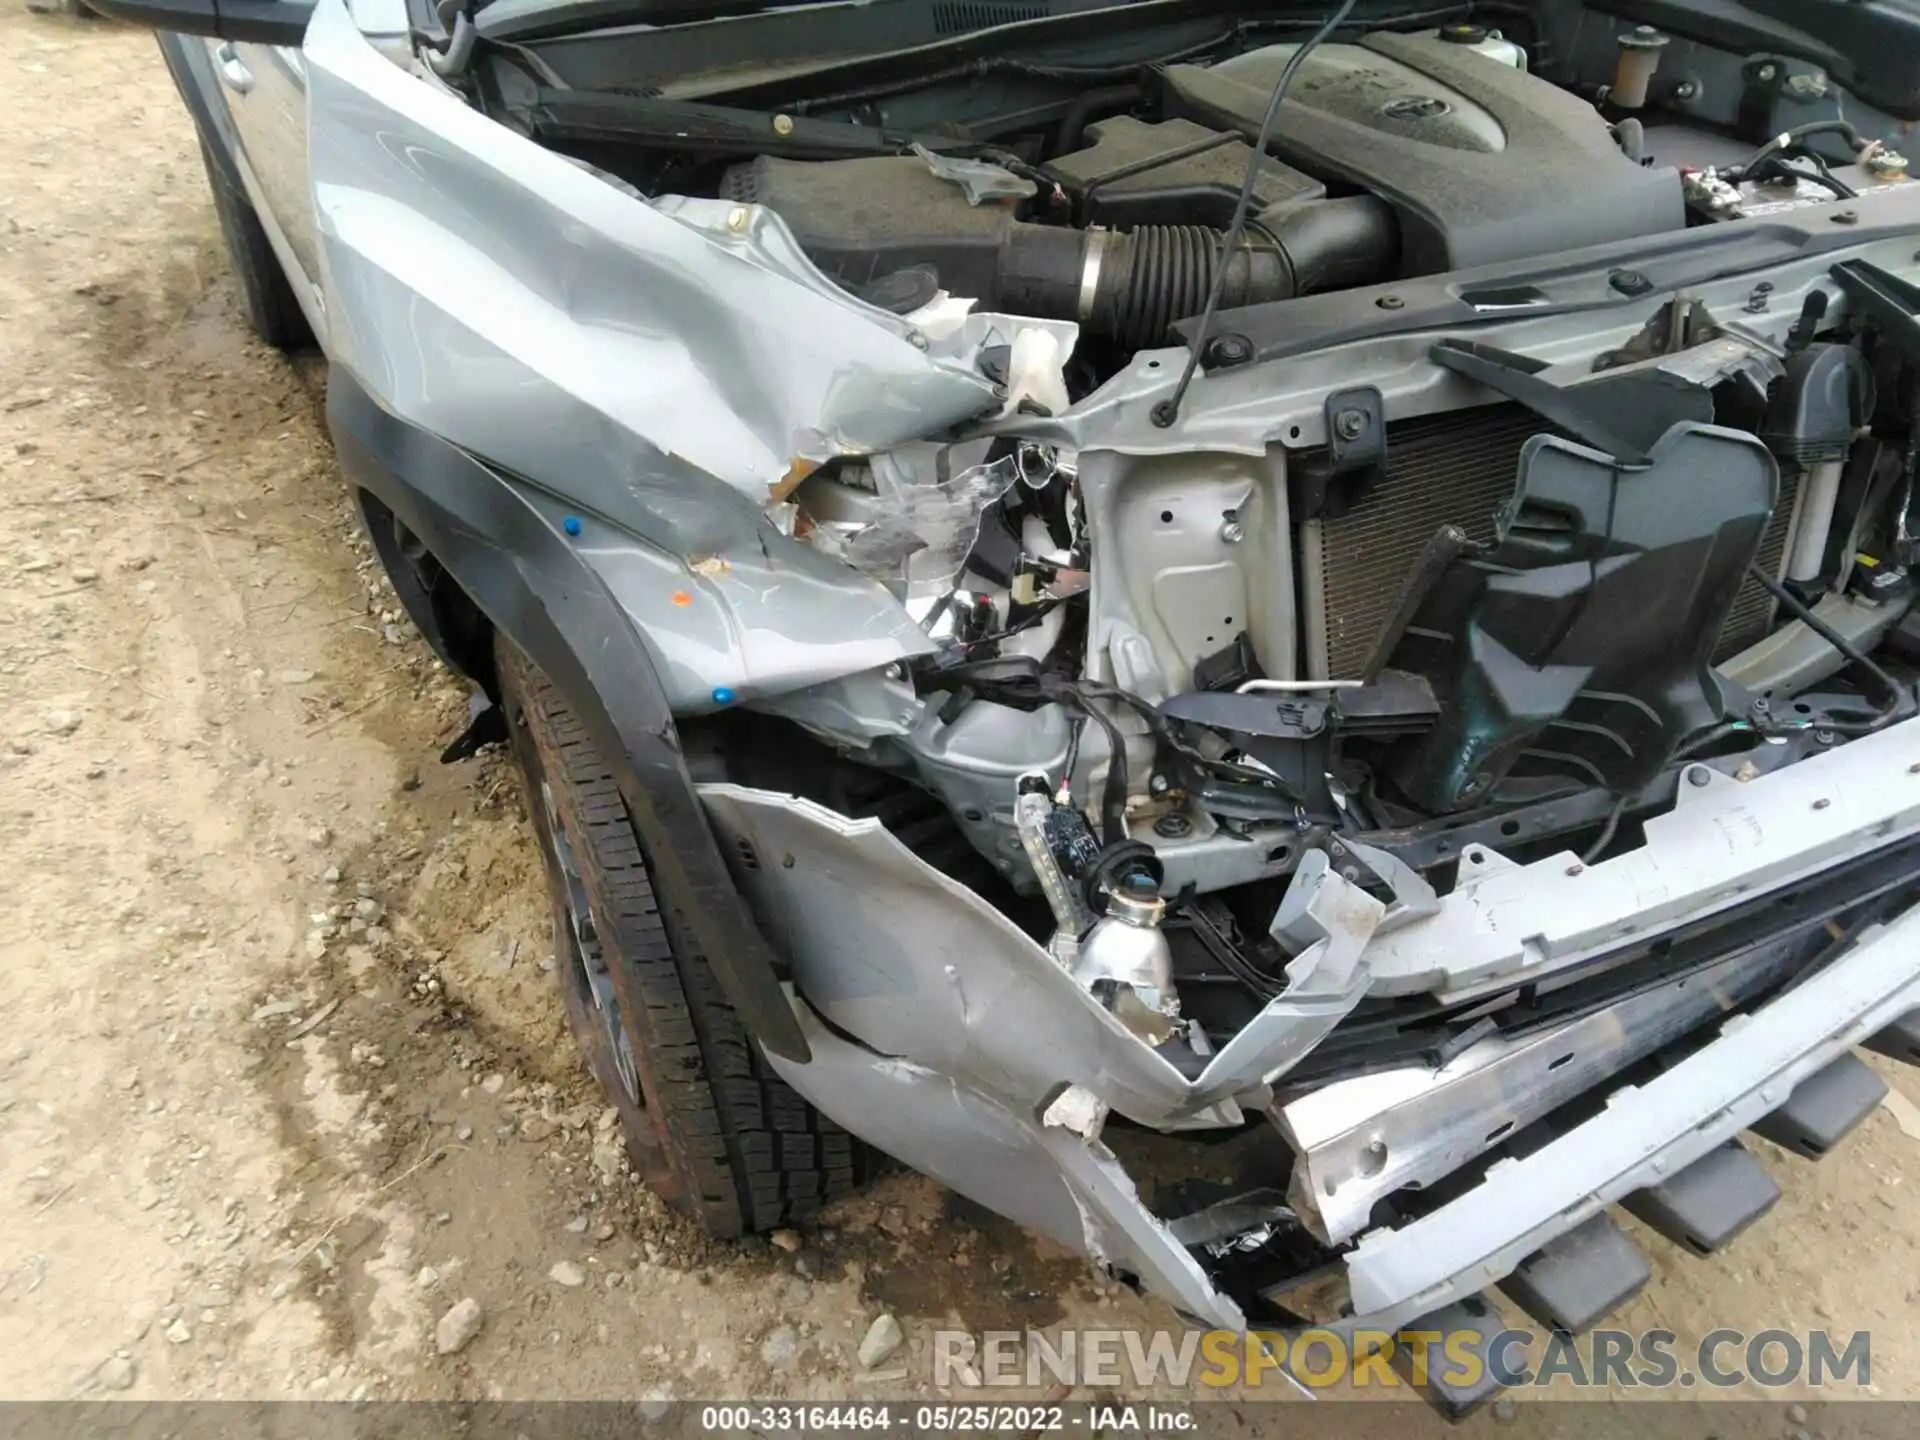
[[670, 590, 694, 607]]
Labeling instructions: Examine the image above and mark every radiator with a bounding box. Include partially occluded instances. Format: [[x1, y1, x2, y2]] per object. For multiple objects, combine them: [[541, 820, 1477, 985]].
[[1299, 403, 1798, 680]]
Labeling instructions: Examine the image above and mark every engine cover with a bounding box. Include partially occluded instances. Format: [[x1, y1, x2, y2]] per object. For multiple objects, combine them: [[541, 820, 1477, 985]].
[[1164, 30, 1684, 273]]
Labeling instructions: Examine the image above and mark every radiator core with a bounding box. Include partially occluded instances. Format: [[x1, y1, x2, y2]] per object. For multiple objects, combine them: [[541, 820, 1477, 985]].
[[1300, 404, 1797, 680]]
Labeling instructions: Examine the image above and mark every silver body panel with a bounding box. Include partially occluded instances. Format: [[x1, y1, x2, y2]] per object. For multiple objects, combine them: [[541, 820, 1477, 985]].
[[697, 784, 1383, 1131], [768, 996, 1253, 1332]]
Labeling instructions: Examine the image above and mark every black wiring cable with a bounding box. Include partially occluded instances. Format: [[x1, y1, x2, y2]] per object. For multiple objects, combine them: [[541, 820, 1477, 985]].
[[1673, 718, 1746, 760], [1580, 794, 1631, 866], [1070, 679, 1329, 810], [1152, 0, 1358, 428], [1749, 155, 1857, 201], [918, 664, 1322, 824], [1746, 563, 1907, 732], [965, 597, 1062, 647], [1073, 698, 1135, 845], [1177, 901, 1283, 998], [1583, 562, 1905, 864], [1061, 677, 1311, 837], [1588, 713, 1738, 862], [1722, 122, 1878, 204], [1736, 120, 1872, 173], [1798, 151, 1859, 199], [1060, 714, 1085, 793]]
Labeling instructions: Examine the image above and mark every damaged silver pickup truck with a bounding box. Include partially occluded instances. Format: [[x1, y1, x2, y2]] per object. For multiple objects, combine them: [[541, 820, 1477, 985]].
[[101, 0, 1920, 1407]]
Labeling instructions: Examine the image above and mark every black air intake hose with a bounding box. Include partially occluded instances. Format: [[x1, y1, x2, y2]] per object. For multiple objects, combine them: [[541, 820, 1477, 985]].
[[995, 196, 1399, 349]]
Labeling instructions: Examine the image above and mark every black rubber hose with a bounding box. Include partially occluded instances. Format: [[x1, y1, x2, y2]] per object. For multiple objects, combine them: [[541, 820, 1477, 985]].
[[993, 196, 1399, 349], [1093, 224, 1292, 351], [1053, 84, 1138, 157], [1262, 197, 1402, 294]]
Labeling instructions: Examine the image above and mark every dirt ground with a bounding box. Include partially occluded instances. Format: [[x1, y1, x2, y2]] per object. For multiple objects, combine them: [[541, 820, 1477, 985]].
[[3, 5, 1920, 1425]]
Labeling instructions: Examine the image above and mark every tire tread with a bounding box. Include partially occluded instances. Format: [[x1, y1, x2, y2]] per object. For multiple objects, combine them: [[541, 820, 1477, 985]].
[[501, 638, 862, 1236]]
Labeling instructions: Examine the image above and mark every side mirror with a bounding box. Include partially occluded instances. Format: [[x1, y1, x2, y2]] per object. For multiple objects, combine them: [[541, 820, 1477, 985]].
[[87, 0, 314, 45]]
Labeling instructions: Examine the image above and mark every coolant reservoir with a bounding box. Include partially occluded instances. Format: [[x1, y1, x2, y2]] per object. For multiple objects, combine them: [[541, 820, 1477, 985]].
[[1430, 23, 1527, 70]]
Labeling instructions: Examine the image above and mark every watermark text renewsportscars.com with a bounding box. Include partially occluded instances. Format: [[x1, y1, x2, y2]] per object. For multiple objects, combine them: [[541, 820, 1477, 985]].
[[933, 1327, 1872, 1392]]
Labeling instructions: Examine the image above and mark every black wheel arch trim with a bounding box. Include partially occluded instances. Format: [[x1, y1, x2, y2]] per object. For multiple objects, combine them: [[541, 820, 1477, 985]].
[[326, 363, 812, 1064]]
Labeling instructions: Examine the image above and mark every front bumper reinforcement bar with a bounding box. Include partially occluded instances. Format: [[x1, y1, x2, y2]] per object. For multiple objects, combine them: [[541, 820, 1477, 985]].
[[1340, 901, 1920, 1328]]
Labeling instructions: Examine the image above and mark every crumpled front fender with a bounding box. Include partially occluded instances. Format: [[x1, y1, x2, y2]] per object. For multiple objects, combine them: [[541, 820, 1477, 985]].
[[304, 0, 1002, 540], [301, 0, 1039, 709], [697, 781, 1368, 1340]]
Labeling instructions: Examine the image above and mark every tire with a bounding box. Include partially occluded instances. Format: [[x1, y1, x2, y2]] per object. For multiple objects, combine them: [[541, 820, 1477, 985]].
[[195, 137, 312, 351], [497, 634, 866, 1237]]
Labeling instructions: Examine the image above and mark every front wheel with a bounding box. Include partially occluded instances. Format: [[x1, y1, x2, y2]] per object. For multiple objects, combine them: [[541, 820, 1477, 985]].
[[496, 634, 865, 1236]]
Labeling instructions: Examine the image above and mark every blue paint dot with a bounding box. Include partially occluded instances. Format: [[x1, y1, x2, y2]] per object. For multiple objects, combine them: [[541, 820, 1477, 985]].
[[711, 687, 736, 706], [562, 515, 583, 537]]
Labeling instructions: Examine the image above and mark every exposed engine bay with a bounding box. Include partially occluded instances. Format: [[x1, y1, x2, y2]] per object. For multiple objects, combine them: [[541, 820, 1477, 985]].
[[713, 28, 1684, 347], [482, 0, 1920, 355], [459, 0, 1920, 1065]]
